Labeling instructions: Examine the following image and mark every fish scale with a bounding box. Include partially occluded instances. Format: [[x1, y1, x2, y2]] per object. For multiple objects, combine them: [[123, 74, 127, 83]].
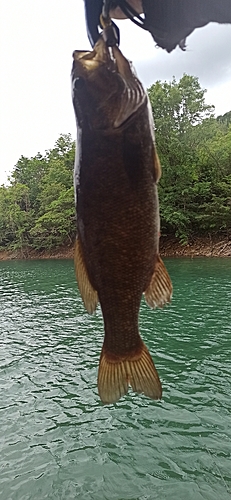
[[72, 36, 173, 404]]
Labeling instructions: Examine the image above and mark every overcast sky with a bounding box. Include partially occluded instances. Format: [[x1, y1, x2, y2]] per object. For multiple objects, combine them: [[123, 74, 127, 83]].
[[0, 0, 231, 185]]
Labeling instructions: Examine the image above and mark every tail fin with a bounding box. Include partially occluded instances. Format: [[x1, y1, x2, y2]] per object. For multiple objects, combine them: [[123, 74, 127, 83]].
[[98, 341, 162, 404]]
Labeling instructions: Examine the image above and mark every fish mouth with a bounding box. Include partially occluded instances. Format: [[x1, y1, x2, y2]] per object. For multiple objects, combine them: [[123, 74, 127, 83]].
[[72, 37, 116, 74], [72, 37, 146, 130], [72, 36, 136, 83]]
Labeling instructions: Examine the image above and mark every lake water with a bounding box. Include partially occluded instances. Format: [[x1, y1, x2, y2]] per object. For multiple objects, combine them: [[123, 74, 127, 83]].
[[0, 258, 231, 500]]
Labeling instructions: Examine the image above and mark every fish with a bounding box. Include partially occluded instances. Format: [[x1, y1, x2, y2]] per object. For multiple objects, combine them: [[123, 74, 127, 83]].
[[72, 36, 172, 404]]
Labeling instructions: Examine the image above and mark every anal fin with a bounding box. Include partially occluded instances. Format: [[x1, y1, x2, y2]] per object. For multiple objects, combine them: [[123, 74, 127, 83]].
[[74, 238, 98, 314], [144, 255, 173, 309], [98, 341, 162, 404]]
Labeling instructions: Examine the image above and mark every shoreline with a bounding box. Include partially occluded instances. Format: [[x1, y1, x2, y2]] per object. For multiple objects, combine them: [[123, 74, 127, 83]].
[[0, 237, 230, 261], [159, 236, 231, 258]]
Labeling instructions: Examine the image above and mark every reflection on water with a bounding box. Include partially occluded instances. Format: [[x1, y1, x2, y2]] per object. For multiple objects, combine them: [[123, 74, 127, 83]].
[[0, 258, 231, 499]]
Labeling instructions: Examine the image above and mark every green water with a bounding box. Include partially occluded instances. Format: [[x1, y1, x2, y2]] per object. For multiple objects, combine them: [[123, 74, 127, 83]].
[[0, 258, 230, 500]]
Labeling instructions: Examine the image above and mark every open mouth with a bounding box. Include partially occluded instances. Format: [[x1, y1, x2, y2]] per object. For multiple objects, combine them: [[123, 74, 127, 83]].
[[71, 37, 146, 132], [72, 37, 118, 74]]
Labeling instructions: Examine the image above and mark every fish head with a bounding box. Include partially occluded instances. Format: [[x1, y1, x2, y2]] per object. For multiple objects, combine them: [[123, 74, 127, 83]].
[[72, 37, 146, 131]]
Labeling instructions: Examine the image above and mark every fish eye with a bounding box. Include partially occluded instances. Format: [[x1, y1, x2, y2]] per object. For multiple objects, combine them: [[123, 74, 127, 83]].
[[73, 77, 85, 91]]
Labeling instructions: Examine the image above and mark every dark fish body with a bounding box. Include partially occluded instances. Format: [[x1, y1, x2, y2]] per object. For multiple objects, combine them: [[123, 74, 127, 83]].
[[72, 38, 172, 404]]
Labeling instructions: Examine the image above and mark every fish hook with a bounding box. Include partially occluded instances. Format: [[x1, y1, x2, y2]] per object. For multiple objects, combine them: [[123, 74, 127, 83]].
[[100, 12, 120, 47], [84, 0, 120, 48]]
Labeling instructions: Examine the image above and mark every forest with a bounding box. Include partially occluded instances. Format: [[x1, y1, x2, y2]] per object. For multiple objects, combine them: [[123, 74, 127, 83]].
[[0, 74, 231, 254]]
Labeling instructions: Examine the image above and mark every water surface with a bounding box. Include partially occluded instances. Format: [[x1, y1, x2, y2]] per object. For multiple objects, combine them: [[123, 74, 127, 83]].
[[0, 258, 231, 499]]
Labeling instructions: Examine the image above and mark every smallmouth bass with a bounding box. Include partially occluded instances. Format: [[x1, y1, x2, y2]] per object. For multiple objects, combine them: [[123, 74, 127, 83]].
[[72, 37, 172, 404]]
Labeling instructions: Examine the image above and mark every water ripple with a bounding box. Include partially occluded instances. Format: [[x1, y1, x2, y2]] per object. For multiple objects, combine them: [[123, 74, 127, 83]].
[[0, 258, 231, 499]]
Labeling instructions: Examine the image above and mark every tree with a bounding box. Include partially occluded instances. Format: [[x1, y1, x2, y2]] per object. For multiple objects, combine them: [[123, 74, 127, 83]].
[[194, 126, 231, 237], [217, 111, 231, 129], [147, 75, 230, 242], [1, 134, 76, 252], [0, 183, 33, 251]]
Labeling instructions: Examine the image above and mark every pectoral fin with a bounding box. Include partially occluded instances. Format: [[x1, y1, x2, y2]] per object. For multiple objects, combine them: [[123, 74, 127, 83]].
[[144, 255, 172, 308], [74, 238, 98, 314], [112, 45, 146, 129]]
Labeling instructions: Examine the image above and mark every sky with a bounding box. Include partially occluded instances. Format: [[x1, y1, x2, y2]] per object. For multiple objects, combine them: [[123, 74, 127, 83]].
[[0, 0, 231, 185]]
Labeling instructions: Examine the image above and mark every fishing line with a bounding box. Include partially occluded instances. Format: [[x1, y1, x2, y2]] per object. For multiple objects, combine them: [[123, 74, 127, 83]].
[[116, 0, 146, 29], [100, 5, 120, 46]]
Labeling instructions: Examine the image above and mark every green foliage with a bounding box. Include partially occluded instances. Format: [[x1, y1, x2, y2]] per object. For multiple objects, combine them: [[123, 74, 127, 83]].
[[0, 79, 230, 253], [30, 187, 75, 250], [0, 134, 76, 252], [148, 75, 231, 241], [217, 110, 231, 129], [0, 183, 33, 250]]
